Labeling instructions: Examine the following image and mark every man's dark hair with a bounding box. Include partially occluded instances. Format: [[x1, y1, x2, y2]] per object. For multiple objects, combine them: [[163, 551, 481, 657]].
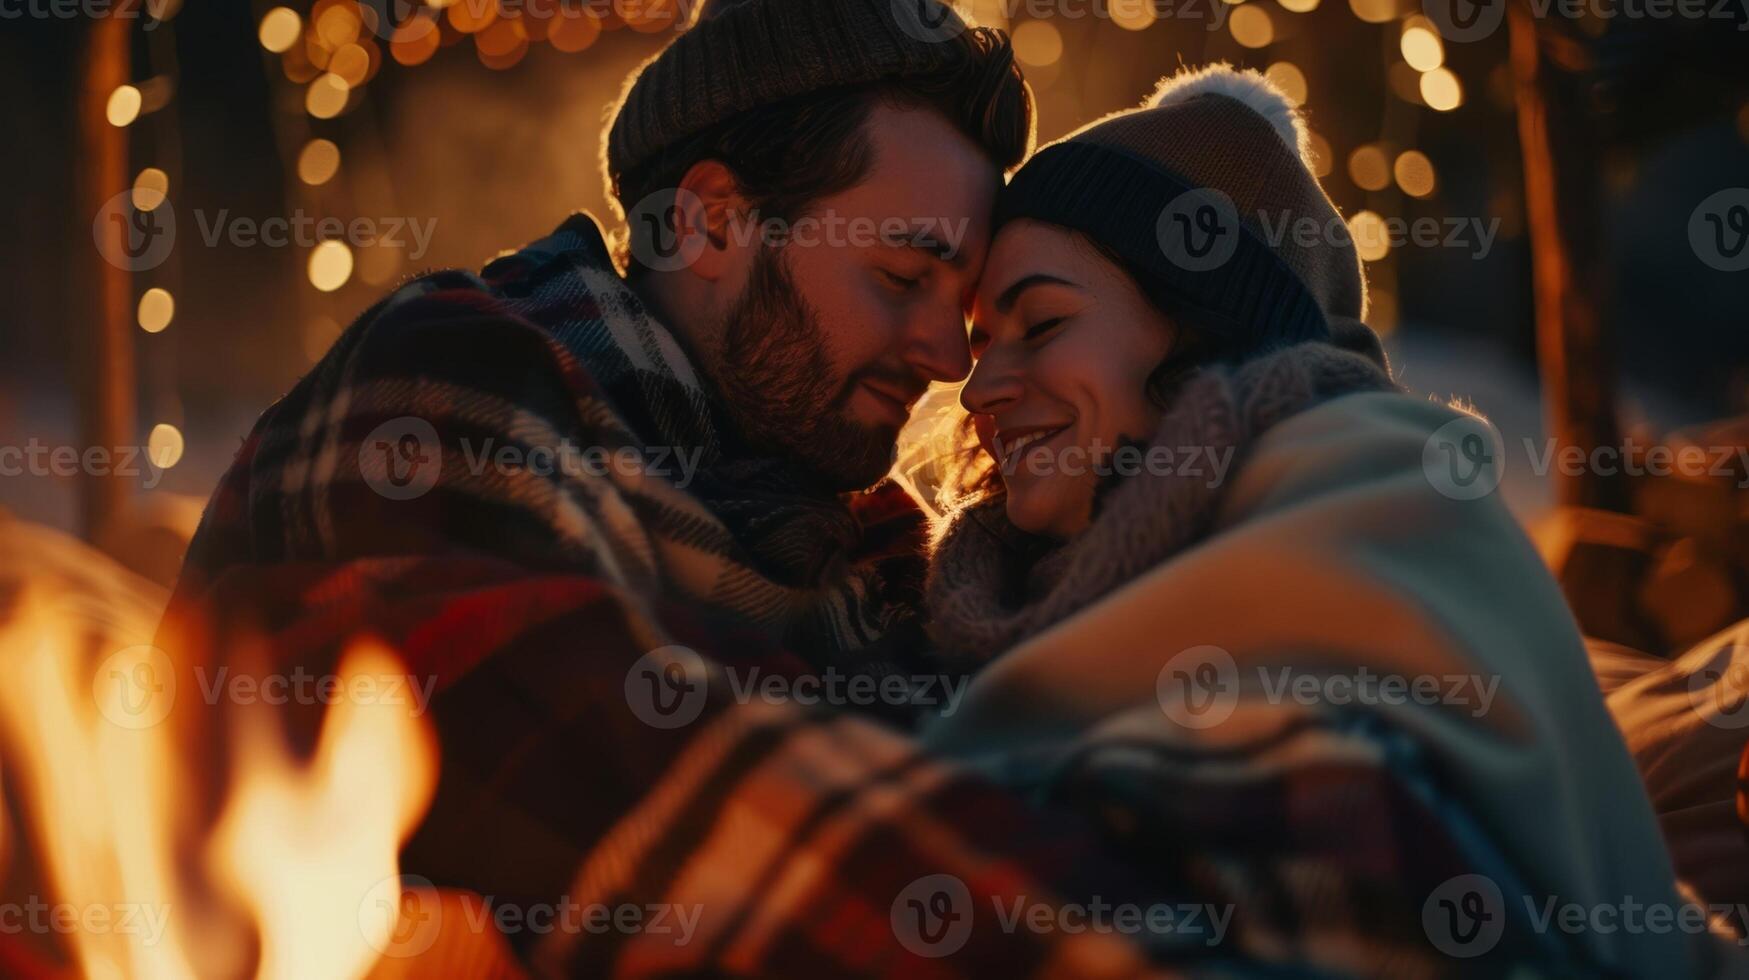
[[612, 26, 1032, 277]]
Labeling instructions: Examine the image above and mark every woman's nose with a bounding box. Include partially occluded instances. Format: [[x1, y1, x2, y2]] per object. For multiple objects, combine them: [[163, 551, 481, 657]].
[[959, 350, 1023, 416]]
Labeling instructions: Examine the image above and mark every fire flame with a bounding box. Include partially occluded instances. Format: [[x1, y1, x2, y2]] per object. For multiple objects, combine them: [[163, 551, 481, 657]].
[[0, 523, 452, 979]]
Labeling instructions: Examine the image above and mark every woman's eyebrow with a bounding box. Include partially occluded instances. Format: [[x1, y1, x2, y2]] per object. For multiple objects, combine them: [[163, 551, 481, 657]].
[[994, 273, 1077, 314]]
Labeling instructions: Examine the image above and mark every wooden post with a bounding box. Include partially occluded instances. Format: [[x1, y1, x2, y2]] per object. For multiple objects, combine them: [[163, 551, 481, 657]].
[[1508, 5, 1629, 513], [76, 2, 137, 553]]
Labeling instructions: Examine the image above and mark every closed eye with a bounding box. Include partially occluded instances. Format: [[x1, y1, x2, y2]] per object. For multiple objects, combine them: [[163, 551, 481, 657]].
[[1024, 316, 1066, 341], [877, 269, 921, 292]]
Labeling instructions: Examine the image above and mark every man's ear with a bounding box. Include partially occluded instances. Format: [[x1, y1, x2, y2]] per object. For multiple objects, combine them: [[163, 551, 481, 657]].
[[674, 159, 746, 283]]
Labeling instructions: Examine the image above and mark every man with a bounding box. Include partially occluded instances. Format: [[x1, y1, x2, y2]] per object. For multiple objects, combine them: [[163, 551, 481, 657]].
[[161, 3, 1557, 976]]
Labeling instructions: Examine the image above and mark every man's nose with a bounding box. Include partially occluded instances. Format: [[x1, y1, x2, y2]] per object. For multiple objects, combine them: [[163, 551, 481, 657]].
[[899, 302, 973, 386]]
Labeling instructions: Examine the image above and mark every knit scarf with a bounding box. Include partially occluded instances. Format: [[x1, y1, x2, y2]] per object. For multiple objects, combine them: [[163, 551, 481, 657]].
[[925, 340, 1395, 663]]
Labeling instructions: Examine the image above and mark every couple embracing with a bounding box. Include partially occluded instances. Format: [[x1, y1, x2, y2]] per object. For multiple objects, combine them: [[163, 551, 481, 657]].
[[163, 0, 1730, 975]]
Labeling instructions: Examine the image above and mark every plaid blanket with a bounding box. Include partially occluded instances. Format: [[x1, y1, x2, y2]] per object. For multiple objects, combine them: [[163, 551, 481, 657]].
[[162, 213, 1566, 977]]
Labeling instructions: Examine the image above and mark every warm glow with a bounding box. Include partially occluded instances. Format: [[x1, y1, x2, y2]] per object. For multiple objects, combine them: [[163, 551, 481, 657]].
[[1348, 144, 1391, 191], [306, 73, 351, 119], [211, 642, 439, 980], [106, 85, 142, 127], [1349, 0, 1398, 23], [1109, 0, 1159, 29], [298, 138, 342, 185], [548, 7, 603, 52], [390, 16, 442, 66], [1420, 67, 1463, 110], [132, 167, 170, 212], [1307, 131, 1333, 177], [447, 0, 497, 33], [1278, 0, 1320, 12], [1229, 5, 1275, 48], [147, 423, 184, 470], [1401, 25, 1445, 71], [1349, 209, 1391, 262], [329, 42, 371, 87], [314, 3, 362, 48], [1012, 20, 1064, 66], [258, 7, 301, 53], [1394, 149, 1437, 197], [137, 288, 175, 333], [1265, 62, 1307, 106], [309, 240, 355, 292]]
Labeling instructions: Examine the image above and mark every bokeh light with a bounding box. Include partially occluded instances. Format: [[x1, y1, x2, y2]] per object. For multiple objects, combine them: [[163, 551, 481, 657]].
[[1401, 25, 1444, 72], [1013, 20, 1064, 67], [257, 7, 301, 53], [106, 85, 142, 127], [1394, 149, 1437, 197], [297, 139, 341, 186], [1307, 131, 1334, 177], [147, 423, 185, 470], [1229, 5, 1275, 48], [1278, 0, 1321, 11], [1109, 0, 1159, 29], [137, 288, 174, 334], [131, 168, 169, 212], [1420, 67, 1463, 111], [1348, 209, 1391, 262], [1349, 0, 1399, 23], [1348, 144, 1391, 191], [1265, 62, 1307, 107], [548, 8, 603, 52], [305, 73, 351, 119], [308, 241, 354, 292], [390, 17, 442, 66]]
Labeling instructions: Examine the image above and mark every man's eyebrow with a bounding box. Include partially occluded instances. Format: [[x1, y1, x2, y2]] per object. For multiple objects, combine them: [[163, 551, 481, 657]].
[[994, 273, 1076, 314]]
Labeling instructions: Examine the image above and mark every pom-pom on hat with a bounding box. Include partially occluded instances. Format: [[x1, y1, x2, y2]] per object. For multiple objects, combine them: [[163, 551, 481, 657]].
[[996, 64, 1378, 362]]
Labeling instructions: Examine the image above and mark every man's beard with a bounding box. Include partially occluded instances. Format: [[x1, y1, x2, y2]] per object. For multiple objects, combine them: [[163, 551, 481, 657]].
[[714, 247, 901, 491]]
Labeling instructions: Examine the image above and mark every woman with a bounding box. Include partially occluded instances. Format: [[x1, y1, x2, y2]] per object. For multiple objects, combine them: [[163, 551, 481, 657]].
[[920, 65, 1731, 977]]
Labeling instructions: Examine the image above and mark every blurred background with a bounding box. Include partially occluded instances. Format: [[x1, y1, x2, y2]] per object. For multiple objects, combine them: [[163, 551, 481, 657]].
[[1, 0, 1747, 587]]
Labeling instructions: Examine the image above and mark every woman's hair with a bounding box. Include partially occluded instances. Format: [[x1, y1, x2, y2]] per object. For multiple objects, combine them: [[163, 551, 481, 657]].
[[918, 230, 1230, 510]]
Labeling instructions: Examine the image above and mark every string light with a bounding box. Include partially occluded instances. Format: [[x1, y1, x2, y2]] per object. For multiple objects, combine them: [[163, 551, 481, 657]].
[[137, 289, 175, 334], [258, 7, 301, 53], [1109, 0, 1159, 29], [1420, 67, 1463, 111], [106, 85, 142, 127], [1265, 62, 1308, 106], [297, 139, 342, 186], [1229, 5, 1275, 48], [308, 241, 354, 293], [1348, 144, 1392, 191], [1394, 150, 1437, 197], [147, 424, 185, 470], [1012, 20, 1064, 67], [131, 168, 169, 211], [1348, 210, 1391, 262]]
